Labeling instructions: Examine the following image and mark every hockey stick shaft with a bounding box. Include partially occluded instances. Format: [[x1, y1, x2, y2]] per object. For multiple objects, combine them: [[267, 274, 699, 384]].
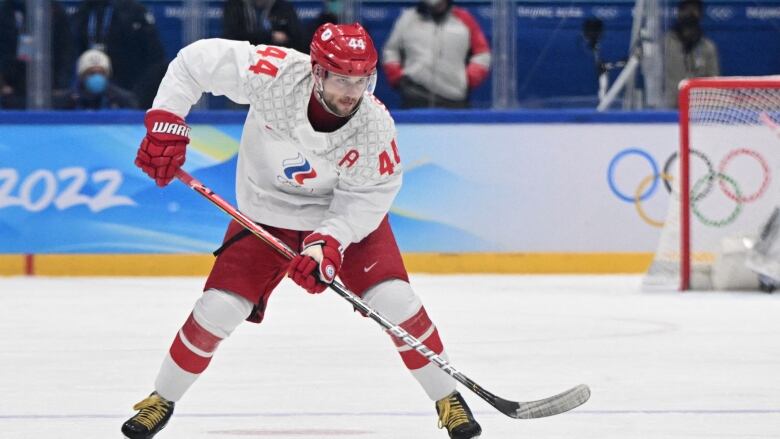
[[175, 169, 590, 418]]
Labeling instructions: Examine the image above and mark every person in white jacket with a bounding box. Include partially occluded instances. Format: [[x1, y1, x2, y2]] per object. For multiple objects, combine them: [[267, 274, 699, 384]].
[[382, 0, 491, 108], [121, 23, 482, 439]]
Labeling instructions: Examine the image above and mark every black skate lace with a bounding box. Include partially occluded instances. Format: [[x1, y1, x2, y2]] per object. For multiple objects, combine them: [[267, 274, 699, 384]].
[[132, 395, 170, 430], [437, 396, 469, 431]]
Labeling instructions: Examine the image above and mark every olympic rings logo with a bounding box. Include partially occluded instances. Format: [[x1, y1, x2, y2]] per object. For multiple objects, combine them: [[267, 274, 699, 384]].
[[607, 147, 772, 228]]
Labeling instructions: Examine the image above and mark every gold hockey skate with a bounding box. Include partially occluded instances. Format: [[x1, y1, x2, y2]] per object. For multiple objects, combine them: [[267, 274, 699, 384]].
[[121, 392, 175, 439], [436, 391, 482, 439]]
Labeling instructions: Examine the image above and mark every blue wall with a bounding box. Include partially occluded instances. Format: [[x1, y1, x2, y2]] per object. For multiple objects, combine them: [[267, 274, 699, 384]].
[[61, 0, 780, 108]]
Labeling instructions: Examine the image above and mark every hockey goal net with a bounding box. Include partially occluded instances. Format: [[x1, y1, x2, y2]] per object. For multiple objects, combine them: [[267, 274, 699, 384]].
[[644, 76, 780, 290]]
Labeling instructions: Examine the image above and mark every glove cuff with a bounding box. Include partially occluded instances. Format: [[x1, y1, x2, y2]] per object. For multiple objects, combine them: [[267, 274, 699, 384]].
[[302, 233, 343, 255], [145, 109, 191, 141]]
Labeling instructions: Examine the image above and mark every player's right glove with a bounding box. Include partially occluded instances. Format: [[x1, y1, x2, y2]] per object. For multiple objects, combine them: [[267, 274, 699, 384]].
[[288, 233, 343, 294], [135, 109, 190, 187]]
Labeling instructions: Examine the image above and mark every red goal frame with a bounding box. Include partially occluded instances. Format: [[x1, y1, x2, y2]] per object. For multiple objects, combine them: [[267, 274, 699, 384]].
[[677, 77, 780, 290]]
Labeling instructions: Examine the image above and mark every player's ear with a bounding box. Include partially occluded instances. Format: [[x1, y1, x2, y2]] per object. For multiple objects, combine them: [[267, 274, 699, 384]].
[[311, 64, 323, 78]]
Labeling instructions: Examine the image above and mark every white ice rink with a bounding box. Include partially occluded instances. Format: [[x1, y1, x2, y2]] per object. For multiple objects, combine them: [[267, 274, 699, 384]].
[[1, 274, 779, 438]]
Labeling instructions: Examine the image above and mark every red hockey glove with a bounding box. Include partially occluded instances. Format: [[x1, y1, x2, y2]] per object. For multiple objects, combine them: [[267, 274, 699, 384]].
[[288, 233, 343, 294], [135, 109, 190, 187]]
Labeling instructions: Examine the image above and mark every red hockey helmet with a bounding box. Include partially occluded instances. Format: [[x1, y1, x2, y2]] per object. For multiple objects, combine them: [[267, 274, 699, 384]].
[[310, 23, 378, 77]]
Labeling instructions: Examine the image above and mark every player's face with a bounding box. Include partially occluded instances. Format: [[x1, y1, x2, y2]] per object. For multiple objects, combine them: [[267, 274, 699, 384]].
[[321, 72, 370, 116]]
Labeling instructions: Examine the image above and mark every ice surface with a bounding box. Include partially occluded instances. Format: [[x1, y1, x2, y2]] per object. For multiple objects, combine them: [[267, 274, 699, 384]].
[[1, 274, 779, 438]]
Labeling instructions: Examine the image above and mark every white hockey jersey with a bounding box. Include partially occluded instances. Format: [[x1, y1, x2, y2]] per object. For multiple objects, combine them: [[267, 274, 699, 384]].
[[152, 39, 402, 248]]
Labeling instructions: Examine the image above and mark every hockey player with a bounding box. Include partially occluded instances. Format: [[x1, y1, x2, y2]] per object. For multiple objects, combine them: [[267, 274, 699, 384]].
[[122, 23, 482, 439]]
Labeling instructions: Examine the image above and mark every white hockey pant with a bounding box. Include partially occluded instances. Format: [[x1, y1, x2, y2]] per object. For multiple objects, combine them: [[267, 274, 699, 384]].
[[154, 281, 456, 403]]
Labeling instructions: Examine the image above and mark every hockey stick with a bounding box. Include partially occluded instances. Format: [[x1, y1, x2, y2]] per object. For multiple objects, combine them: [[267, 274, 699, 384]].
[[175, 169, 591, 419]]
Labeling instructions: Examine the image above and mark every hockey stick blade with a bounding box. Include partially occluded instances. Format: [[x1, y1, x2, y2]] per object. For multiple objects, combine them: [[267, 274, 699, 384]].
[[494, 384, 591, 419]]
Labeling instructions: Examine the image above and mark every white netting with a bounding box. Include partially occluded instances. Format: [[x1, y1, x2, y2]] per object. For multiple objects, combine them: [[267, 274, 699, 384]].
[[644, 77, 780, 290]]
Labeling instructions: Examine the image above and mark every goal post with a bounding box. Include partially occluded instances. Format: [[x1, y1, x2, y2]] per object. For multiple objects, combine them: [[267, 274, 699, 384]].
[[644, 76, 780, 291]]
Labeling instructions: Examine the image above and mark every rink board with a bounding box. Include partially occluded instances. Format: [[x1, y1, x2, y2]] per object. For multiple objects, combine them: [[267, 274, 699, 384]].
[[0, 110, 687, 274], [0, 252, 654, 276]]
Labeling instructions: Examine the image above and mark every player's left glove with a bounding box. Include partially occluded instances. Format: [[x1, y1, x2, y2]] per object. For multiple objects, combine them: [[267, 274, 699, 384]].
[[135, 109, 190, 187], [288, 233, 343, 294]]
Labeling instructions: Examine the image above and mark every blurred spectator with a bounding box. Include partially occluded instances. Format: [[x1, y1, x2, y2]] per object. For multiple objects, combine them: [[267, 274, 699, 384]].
[[72, 0, 166, 109], [0, 0, 73, 108], [663, 0, 720, 108], [302, 0, 341, 52], [223, 0, 306, 52], [382, 0, 491, 109], [54, 49, 138, 110]]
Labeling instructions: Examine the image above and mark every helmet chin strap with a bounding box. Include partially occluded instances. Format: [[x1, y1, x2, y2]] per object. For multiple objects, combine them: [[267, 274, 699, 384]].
[[313, 69, 363, 118]]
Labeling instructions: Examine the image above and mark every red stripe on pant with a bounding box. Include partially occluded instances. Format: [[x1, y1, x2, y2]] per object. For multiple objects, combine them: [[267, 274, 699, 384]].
[[169, 313, 223, 374], [181, 313, 222, 351], [391, 307, 431, 348], [391, 307, 445, 370], [398, 327, 444, 370]]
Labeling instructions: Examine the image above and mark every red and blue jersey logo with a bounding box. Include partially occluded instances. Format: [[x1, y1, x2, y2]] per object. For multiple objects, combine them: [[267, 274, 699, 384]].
[[282, 153, 317, 184]]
